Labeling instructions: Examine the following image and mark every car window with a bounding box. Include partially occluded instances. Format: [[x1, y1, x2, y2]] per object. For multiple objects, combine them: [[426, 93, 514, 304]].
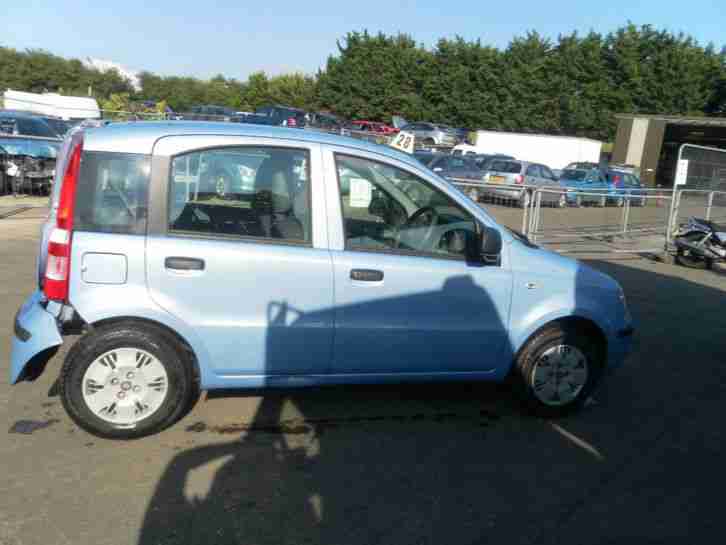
[[335, 154, 477, 259], [74, 152, 151, 235], [540, 165, 555, 180], [525, 165, 541, 177], [450, 157, 467, 169], [561, 169, 587, 181], [168, 147, 311, 244], [414, 153, 436, 167], [489, 160, 522, 173]]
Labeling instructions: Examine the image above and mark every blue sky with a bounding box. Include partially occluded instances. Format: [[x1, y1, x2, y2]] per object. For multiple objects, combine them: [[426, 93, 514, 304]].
[[5, 0, 725, 80]]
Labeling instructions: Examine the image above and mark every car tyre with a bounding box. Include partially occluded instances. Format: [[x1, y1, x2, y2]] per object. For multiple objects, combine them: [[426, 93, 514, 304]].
[[60, 322, 197, 439], [513, 323, 602, 417], [675, 234, 712, 270]]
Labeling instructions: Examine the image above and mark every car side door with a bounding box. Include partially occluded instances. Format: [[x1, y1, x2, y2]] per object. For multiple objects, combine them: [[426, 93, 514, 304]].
[[322, 146, 513, 376], [145, 136, 334, 381]]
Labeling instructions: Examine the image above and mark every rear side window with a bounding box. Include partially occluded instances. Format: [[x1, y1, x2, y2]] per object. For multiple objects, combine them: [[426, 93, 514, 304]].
[[74, 152, 150, 235], [168, 146, 311, 245], [490, 160, 522, 173]]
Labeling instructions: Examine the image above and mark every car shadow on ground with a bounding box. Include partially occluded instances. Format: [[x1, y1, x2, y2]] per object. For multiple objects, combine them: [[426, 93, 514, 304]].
[[137, 259, 725, 545]]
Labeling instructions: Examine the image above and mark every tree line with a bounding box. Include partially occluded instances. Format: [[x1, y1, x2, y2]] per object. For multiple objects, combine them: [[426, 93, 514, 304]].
[[1, 24, 725, 140]]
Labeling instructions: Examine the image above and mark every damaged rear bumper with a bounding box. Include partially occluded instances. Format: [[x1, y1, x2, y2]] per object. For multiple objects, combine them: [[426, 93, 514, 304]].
[[10, 290, 63, 384]]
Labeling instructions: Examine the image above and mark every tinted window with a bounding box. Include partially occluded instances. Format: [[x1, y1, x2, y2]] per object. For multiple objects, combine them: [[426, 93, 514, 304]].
[[490, 161, 522, 174], [168, 147, 311, 244], [335, 154, 477, 259], [561, 169, 588, 181], [74, 152, 150, 235], [540, 166, 555, 180], [525, 165, 541, 177], [414, 153, 436, 167]]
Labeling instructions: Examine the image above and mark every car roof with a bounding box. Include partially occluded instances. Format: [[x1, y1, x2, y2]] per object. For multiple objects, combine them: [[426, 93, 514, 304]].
[[81, 121, 421, 167]]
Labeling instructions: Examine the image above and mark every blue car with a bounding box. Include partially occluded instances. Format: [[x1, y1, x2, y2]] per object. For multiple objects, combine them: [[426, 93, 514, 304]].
[[603, 168, 648, 207], [10, 122, 634, 438], [559, 168, 610, 207]]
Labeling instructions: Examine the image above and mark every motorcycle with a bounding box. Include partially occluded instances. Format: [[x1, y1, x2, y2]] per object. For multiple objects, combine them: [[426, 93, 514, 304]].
[[674, 217, 726, 269]]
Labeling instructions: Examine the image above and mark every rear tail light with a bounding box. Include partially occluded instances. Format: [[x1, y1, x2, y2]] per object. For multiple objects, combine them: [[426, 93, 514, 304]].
[[44, 134, 83, 302], [287, 117, 297, 127], [514, 174, 524, 185], [613, 175, 622, 187]]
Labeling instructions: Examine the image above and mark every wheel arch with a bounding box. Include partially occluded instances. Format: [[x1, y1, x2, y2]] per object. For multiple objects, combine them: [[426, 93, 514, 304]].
[[87, 316, 204, 387], [511, 314, 608, 372]]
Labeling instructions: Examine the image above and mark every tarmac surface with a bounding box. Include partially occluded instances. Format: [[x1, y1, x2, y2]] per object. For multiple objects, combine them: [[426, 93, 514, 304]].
[[1, 205, 725, 545]]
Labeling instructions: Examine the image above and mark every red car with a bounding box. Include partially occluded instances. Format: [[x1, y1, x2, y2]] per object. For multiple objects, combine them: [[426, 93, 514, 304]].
[[348, 120, 400, 135]]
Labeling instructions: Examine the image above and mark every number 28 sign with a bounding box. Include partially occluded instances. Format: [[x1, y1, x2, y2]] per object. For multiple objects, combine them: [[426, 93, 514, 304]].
[[390, 131, 415, 154]]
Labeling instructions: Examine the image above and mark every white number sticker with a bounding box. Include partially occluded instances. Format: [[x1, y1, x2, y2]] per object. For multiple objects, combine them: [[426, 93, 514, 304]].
[[390, 131, 415, 154], [349, 178, 373, 208]]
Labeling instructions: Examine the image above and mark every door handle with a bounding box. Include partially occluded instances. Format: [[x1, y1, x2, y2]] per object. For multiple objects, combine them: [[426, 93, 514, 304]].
[[165, 257, 205, 271], [350, 269, 384, 282]]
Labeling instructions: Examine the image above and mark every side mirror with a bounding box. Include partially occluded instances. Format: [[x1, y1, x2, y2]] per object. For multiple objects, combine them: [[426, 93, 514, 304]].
[[479, 226, 502, 260]]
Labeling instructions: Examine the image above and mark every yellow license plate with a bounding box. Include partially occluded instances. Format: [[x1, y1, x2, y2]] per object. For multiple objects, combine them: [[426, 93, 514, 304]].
[[489, 175, 506, 183]]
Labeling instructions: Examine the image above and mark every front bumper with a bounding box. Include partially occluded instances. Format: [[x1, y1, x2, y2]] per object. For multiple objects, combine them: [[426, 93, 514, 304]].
[[10, 290, 63, 384]]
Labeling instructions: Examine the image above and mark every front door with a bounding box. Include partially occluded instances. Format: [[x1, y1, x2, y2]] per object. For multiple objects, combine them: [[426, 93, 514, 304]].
[[146, 139, 334, 378], [328, 151, 512, 375]]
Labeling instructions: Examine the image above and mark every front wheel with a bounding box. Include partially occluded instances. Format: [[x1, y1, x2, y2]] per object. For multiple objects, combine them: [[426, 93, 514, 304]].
[[60, 322, 197, 439], [513, 323, 602, 417], [675, 234, 712, 270]]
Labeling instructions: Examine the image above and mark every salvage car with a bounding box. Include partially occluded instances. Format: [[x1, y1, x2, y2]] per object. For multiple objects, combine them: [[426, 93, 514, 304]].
[[481, 159, 566, 208], [10, 122, 633, 439]]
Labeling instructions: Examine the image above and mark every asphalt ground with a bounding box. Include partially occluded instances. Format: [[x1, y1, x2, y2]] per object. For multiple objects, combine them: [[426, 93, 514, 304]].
[[1, 206, 725, 545]]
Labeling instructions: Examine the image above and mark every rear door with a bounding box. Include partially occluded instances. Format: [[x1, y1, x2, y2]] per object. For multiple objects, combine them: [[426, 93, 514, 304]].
[[145, 136, 334, 379]]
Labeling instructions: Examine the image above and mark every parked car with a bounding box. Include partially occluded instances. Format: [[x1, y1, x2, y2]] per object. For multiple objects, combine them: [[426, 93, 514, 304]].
[[481, 159, 566, 208], [0, 110, 61, 139], [10, 122, 633, 439], [473, 154, 515, 170], [254, 105, 307, 128], [1, 109, 70, 138], [558, 168, 610, 207], [415, 152, 482, 181], [603, 167, 647, 207], [564, 161, 600, 171], [348, 120, 399, 135], [401, 122, 459, 147], [307, 112, 346, 131], [184, 105, 238, 122]]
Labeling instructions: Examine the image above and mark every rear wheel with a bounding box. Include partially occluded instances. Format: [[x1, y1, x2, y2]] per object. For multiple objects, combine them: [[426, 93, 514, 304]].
[[60, 322, 196, 439], [513, 323, 602, 417]]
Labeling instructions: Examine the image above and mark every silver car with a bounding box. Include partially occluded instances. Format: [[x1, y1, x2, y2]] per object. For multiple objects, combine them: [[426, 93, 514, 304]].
[[401, 122, 458, 147], [480, 159, 566, 208]]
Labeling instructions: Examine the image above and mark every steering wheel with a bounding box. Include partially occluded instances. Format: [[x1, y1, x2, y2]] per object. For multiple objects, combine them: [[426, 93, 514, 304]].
[[396, 206, 440, 250]]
